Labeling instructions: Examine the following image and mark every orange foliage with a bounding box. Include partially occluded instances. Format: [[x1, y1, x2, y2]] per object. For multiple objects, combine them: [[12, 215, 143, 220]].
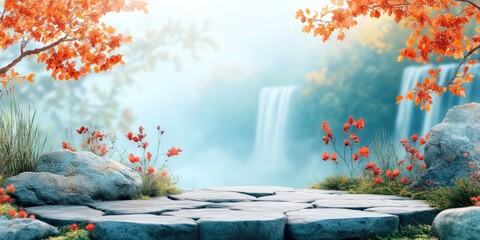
[[0, 0, 148, 85], [296, 0, 480, 111]]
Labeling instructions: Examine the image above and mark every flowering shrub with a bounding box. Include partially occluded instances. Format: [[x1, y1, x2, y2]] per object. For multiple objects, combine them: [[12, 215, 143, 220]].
[[62, 117, 115, 157], [364, 133, 429, 186], [320, 116, 369, 177], [48, 223, 95, 240], [0, 184, 36, 220], [125, 126, 182, 176]]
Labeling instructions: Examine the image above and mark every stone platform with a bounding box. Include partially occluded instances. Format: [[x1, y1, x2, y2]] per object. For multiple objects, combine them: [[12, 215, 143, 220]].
[[24, 186, 438, 240]]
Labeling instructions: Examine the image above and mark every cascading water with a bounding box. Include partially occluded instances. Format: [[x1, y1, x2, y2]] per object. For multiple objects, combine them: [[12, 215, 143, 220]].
[[254, 86, 298, 167], [394, 64, 480, 139]]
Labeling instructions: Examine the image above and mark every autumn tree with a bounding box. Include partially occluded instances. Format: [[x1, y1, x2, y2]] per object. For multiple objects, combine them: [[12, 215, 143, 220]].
[[0, 0, 148, 85], [296, 0, 480, 111]]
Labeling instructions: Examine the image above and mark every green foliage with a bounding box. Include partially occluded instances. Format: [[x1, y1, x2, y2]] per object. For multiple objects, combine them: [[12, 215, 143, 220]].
[[48, 226, 90, 240], [139, 168, 180, 197], [419, 178, 480, 210], [368, 224, 438, 240], [350, 178, 407, 196], [311, 175, 361, 191], [0, 203, 16, 216], [0, 95, 47, 177]]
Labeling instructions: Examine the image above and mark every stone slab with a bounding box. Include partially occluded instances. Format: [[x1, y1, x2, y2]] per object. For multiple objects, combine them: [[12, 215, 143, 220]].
[[256, 191, 341, 203], [0, 216, 59, 240], [90, 214, 198, 240], [313, 199, 406, 210], [365, 207, 440, 226], [286, 208, 399, 240], [205, 186, 295, 197], [89, 197, 212, 215], [25, 205, 105, 226], [168, 190, 256, 203], [218, 201, 311, 213], [163, 208, 287, 240]]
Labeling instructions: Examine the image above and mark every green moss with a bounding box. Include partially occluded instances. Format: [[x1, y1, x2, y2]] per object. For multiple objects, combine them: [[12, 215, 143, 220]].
[[48, 226, 90, 240], [419, 178, 480, 210], [311, 175, 361, 191], [368, 224, 438, 240], [139, 168, 181, 197]]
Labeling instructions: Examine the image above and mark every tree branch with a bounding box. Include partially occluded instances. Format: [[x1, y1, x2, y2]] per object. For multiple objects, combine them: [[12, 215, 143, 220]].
[[446, 44, 480, 87], [455, 0, 480, 11], [0, 36, 75, 76]]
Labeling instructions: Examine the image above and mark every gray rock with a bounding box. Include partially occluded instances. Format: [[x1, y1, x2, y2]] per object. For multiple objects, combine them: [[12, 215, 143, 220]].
[[163, 208, 287, 240], [0, 216, 59, 240], [205, 186, 295, 197], [411, 103, 480, 189], [286, 208, 399, 240], [433, 206, 480, 240], [7, 150, 142, 206], [90, 214, 198, 240], [313, 199, 406, 210], [365, 207, 439, 226], [25, 205, 105, 226], [256, 191, 341, 203], [90, 197, 213, 215], [219, 201, 311, 213], [168, 190, 256, 202]]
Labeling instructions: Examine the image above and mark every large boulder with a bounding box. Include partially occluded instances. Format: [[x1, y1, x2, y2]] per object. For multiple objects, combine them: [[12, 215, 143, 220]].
[[411, 103, 480, 190], [7, 150, 142, 206], [0, 216, 59, 240], [433, 207, 480, 240]]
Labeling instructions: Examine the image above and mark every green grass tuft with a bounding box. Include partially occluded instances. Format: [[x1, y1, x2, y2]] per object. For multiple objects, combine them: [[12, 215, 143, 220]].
[[368, 224, 438, 240], [0, 96, 47, 177]]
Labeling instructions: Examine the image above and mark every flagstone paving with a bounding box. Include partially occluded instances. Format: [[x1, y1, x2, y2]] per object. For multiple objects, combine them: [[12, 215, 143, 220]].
[[24, 186, 439, 240]]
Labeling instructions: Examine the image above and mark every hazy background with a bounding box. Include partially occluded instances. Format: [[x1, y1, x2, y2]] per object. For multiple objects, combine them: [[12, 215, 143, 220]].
[[10, 0, 478, 189]]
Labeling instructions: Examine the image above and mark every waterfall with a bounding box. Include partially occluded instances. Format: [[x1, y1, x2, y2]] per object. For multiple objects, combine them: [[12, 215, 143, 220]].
[[394, 64, 480, 139], [254, 86, 298, 165]]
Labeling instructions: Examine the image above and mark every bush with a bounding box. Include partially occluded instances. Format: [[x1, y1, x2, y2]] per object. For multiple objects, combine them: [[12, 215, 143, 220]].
[[368, 224, 438, 240], [311, 175, 361, 191], [420, 178, 480, 210], [139, 167, 180, 197], [350, 178, 407, 196], [0, 96, 47, 177]]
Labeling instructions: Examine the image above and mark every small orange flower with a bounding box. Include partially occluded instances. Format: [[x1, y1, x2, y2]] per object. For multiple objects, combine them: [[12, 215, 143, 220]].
[[128, 153, 140, 163], [322, 152, 329, 161], [420, 138, 426, 145], [411, 134, 418, 142], [373, 168, 381, 175], [167, 147, 182, 157], [420, 163, 426, 169], [7, 185, 15, 193], [343, 123, 350, 133], [70, 224, 78, 231], [146, 152, 152, 161], [322, 136, 329, 145], [406, 165, 413, 171], [85, 223, 95, 231], [365, 162, 376, 170], [330, 153, 337, 161], [62, 141, 76, 152], [18, 210, 27, 218], [343, 139, 349, 146], [352, 153, 359, 161], [29, 215, 36, 219], [401, 177, 408, 184], [358, 146, 369, 158], [147, 166, 155, 174], [355, 118, 365, 129], [374, 176, 383, 185], [161, 171, 168, 178], [8, 209, 16, 217]]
